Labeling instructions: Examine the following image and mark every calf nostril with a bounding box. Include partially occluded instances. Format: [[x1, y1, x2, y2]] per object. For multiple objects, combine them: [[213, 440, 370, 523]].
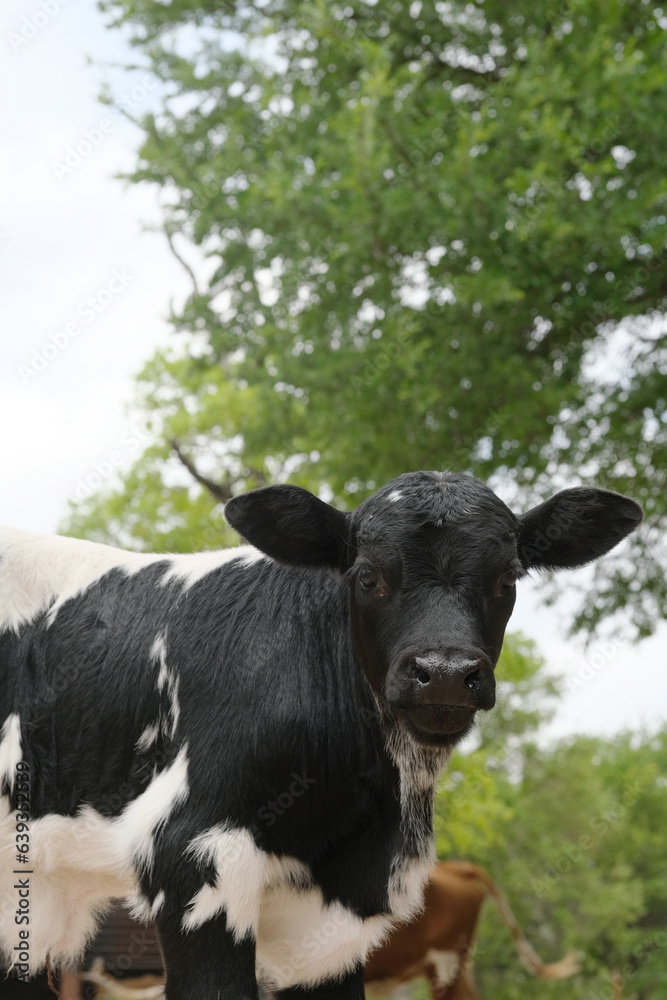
[[409, 660, 431, 685], [464, 670, 479, 691]]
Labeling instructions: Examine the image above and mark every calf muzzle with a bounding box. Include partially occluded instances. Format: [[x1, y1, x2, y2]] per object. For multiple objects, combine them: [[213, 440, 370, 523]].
[[386, 647, 496, 739]]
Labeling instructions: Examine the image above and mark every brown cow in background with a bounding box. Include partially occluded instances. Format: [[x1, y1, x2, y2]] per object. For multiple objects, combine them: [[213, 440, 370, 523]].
[[364, 861, 579, 999]]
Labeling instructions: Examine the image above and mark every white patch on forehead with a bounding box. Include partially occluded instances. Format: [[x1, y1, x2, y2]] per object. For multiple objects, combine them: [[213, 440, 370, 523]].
[[387, 490, 404, 503], [0, 745, 188, 972], [427, 949, 460, 986], [0, 528, 267, 634], [0, 715, 22, 793]]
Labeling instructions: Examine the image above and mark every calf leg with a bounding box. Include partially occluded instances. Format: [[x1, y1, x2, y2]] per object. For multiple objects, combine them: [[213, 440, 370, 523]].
[[275, 965, 365, 1000], [156, 911, 259, 1000]]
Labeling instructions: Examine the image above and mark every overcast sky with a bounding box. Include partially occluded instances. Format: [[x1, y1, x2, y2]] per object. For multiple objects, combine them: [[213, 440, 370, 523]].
[[2, 0, 665, 744]]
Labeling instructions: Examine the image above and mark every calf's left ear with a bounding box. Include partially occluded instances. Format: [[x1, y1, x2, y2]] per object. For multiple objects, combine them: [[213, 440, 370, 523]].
[[224, 484, 352, 569], [517, 488, 643, 571]]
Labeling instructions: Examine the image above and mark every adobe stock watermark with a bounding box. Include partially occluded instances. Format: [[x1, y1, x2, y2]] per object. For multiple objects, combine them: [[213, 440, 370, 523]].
[[51, 118, 115, 181], [62, 425, 151, 505], [12, 761, 32, 983], [531, 780, 643, 899], [585, 931, 667, 1000], [510, 114, 632, 238], [18, 268, 134, 384], [350, 328, 411, 393], [567, 244, 667, 343], [249, 773, 317, 833], [7, 0, 73, 54], [566, 638, 621, 691], [383, 122, 454, 189], [51, 74, 158, 181]]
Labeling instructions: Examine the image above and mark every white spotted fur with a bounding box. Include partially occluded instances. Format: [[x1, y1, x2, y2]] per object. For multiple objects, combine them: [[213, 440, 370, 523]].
[[176, 822, 432, 988], [182, 825, 268, 936], [161, 546, 265, 588], [0, 746, 189, 971], [135, 722, 160, 753], [257, 887, 395, 989], [0, 714, 22, 793], [151, 632, 180, 737], [0, 745, 437, 985], [0, 527, 266, 634]]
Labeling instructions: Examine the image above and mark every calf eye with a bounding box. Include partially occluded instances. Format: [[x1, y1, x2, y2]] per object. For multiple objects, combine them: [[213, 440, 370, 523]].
[[358, 567, 379, 590], [495, 572, 517, 596]]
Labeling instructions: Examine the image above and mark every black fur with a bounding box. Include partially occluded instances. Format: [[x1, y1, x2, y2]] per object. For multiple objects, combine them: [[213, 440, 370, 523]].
[[0, 471, 642, 999]]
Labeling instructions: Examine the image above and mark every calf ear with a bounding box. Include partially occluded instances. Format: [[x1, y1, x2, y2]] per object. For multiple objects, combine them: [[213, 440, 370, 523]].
[[224, 484, 352, 569], [517, 488, 643, 571]]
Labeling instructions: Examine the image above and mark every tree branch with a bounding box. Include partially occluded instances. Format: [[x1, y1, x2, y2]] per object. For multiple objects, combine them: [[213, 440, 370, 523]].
[[170, 439, 233, 502], [164, 228, 201, 298]]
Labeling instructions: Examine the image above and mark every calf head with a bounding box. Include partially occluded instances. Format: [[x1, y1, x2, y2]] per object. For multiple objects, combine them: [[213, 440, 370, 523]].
[[225, 472, 642, 748]]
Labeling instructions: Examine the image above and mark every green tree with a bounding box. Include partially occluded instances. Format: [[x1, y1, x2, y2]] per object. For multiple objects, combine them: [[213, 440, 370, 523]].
[[435, 723, 667, 999], [69, 0, 666, 635]]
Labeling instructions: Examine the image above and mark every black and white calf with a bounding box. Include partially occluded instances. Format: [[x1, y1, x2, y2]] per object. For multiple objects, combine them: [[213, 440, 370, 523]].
[[0, 472, 642, 999]]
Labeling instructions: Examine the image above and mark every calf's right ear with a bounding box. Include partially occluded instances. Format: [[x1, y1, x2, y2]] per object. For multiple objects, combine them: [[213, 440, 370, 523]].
[[224, 484, 352, 569], [517, 487, 643, 571]]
